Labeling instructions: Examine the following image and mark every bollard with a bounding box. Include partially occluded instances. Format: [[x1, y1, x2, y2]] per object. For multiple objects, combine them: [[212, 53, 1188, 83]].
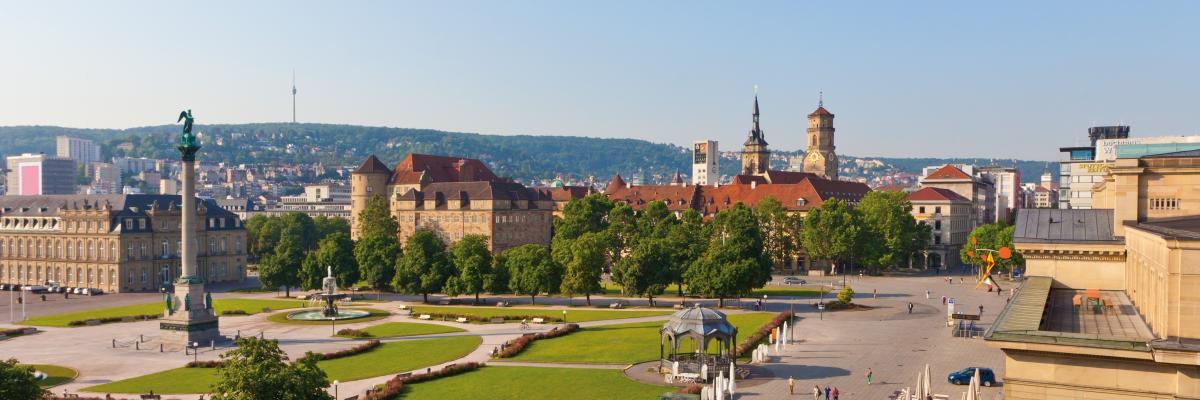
[[160, 343, 164, 352], [112, 339, 116, 348], [211, 340, 215, 350], [136, 342, 140, 350], [140, 334, 144, 342]]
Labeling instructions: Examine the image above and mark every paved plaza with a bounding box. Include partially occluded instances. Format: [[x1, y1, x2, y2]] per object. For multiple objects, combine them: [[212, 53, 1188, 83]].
[[0, 272, 1009, 399]]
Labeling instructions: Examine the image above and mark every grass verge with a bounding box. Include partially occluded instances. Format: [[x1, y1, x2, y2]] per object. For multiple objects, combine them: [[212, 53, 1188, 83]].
[[23, 298, 307, 328], [340, 322, 464, 338], [408, 306, 669, 323], [398, 366, 669, 400]]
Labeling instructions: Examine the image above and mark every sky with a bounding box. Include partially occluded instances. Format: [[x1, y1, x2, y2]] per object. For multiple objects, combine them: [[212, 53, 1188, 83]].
[[1, 1, 1197, 160]]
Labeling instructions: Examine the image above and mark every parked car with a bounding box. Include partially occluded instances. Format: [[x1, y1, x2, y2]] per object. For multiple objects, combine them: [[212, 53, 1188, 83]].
[[21, 285, 48, 293], [948, 367, 996, 386], [783, 277, 806, 285]]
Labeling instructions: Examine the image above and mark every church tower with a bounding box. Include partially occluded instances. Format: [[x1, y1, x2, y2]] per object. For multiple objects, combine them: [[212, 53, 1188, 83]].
[[741, 95, 770, 175], [803, 95, 838, 180]]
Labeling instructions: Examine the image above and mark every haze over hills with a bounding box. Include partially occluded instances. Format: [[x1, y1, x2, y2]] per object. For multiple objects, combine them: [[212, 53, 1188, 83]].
[[0, 123, 1055, 185]]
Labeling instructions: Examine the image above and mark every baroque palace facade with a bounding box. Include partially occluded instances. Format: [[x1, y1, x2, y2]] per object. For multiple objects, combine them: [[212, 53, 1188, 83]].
[[605, 96, 870, 273], [0, 194, 247, 293], [350, 153, 556, 252]]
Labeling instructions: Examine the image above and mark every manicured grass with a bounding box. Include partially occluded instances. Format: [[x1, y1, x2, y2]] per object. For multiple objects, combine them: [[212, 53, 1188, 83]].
[[752, 287, 827, 297], [266, 308, 390, 325], [399, 366, 669, 400], [84, 336, 481, 394], [23, 298, 307, 327], [344, 322, 464, 338], [509, 312, 774, 364], [23, 364, 77, 388], [409, 306, 670, 323]]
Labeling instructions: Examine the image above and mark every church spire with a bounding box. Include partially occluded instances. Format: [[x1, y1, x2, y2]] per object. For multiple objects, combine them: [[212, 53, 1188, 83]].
[[745, 93, 767, 146]]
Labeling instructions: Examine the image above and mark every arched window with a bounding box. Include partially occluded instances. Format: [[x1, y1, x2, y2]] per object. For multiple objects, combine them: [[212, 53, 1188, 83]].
[[88, 240, 94, 260], [99, 242, 105, 260], [27, 240, 34, 258], [111, 241, 117, 261], [140, 242, 147, 258], [56, 240, 62, 259], [161, 240, 169, 258], [35, 240, 41, 258], [17, 239, 24, 257], [220, 239, 226, 253], [76, 241, 83, 260]]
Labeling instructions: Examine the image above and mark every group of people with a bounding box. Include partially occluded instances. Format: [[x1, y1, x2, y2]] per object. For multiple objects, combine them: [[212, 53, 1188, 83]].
[[787, 377, 841, 399]]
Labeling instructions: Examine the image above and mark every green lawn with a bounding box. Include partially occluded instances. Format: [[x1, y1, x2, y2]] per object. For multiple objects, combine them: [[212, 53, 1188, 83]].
[[83, 335, 481, 394], [23, 364, 77, 388], [266, 308, 390, 325], [343, 322, 465, 338], [23, 298, 307, 327], [509, 312, 774, 364], [399, 366, 669, 400], [409, 306, 670, 323], [600, 282, 826, 298]]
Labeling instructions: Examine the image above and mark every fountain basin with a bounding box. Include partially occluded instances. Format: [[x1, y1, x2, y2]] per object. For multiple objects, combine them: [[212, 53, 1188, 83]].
[[286, 309, 371, 321]]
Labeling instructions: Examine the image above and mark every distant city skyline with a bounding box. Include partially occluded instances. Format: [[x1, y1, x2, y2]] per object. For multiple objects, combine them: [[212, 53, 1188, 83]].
[[1, 1, 1198, 160]]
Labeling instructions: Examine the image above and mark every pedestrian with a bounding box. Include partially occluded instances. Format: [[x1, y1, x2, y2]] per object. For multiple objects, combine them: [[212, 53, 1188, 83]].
[[908, 302, 914, 314], [925, 289, 931, 299], [832, 386, 840, 400], [788, 376, 795, 395], [959, 277, 963, 284], [41, 294, 46, 302], [813, 385, 821, 400], [872, 289, 877, 299], [866, 368, 873, 385], [824, 384, 830, 399], [979, 304, 984, 315]]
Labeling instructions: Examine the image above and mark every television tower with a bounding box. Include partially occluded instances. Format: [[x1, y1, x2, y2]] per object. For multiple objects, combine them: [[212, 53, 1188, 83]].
[[291, 69, 298, 123]]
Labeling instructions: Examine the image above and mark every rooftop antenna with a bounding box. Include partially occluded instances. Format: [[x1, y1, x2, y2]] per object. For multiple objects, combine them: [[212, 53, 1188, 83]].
[[818, 91, 823, 108], [291, 69, 298, 124]]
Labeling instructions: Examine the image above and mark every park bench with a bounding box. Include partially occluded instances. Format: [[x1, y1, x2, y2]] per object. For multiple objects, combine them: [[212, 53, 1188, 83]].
[[418, 314, 432, 320], [438, 300, 451, 305], [531, 318, 545, 324], [495, 301, 510, 307], [489, 317, 505, 324], [455, 317, 469, 323], [397, 304, 409, 310], [140, 394, 161, 400]]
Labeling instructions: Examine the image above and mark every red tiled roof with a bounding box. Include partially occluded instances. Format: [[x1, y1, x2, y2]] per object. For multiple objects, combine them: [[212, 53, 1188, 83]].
[[389, 154, 499, 184], [541, 185, 593, 202], [923, 164, 972, 180], [606, 184, 699, 212], [809, 106, 833, 117], [607, 172, 870, 215], [873, 184, 912, 192], [731, 175, 769, 185], [1034, 186, 1051, 193], [763, 170, 819, 184], [605, 175, 627, 192], [354, 154, 391, 174], [907, 187, 969, 202]]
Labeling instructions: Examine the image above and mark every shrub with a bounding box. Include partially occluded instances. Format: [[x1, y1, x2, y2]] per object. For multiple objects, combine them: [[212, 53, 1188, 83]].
[[66, 314, 159, 327], [304, 339, 380, 361], [734, 311, 790, 357], [680, 384, 703, 394], [493, 323, 580, 358], [414, 313, 563, 324], [837, 286, 855, 304], [0, 327, 35, 338], [221, 309, 249, 316], [186, 360, 225, 368], [336, 328, 372, 338], [362, 362, 484, 400]]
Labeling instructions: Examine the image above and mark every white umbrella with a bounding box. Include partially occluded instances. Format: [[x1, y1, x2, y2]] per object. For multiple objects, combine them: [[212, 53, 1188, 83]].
[[915, 370, 923, 400], [964, 368, 979, 400], [701, 363, 708, 381], [774, 327, 781, 352], [924, 364, 932, 398], [716, 372, 725, 400], [729, 361, 736, 393], [782, 321, 788, 345]]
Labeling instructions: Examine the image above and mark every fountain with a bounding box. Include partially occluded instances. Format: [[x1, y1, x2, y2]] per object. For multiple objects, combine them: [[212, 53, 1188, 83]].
[[286, 266, 370, 321]]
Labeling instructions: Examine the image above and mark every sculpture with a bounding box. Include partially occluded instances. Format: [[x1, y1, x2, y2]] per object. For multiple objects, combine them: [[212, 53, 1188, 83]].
[[165, 292, 174, 313], [184, 293, 191, 311], [204, 292, 212, 310], [177, 109, 201, 161]]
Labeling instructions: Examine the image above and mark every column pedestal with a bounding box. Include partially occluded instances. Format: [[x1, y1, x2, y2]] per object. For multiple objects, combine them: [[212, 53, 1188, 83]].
[[159, 279, 219, 346]]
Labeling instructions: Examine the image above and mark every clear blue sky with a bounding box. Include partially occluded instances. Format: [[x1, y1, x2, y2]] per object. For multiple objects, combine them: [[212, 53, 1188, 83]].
[[2, 1, 1196, 160]]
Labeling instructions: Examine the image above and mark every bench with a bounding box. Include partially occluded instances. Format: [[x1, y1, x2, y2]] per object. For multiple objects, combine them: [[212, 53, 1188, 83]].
[[531, 318, 545, 324], [395, 372, 412, 379], [455, 317, 469, 323], [609, 302, 625, 309], [85, 320, 100, 326], [489, 317, 505, 324], [397, 305, 409, 310], [418, 314, 432, 320], [495, 301, 510, 307], [438, 300, 451, 305]]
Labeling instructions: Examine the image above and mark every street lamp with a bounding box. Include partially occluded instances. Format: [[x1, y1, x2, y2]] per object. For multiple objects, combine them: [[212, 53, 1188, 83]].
[[562, 310, 567, 324], [333, 380, 339, 399], [191, 341, 199, 363]]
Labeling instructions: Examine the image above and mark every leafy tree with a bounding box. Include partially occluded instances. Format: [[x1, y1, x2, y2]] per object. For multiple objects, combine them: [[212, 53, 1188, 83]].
[[613, 236, 671, 306], [637, 200, 677, 238], [394, 230, 454, 303], [446, 234, 492, 304], [313, 216, 350, 241], [504, 244, 561, 304], [353, 233, 400, 290], [754, 196, 803, 270], [281, 212, 319, 251], [604, 203, 639, 269], [801, 199, 862, 275], [357, 195, 398, 239], [684, 204, 772, 307], [910, 222, 932, 268], [553, 193, 615, 241], [300, 232, 358, 290], [210, 337, 332, 400], [836, 285, 855, 304], [961, 222, 1024, 278], [0, 359, 45, 400], [559, 232, 606, 305], [856, 191, 921, 271], [258, 235, 305, 297], [486, 252, 511, 294], [245, 214, 284, 260], [664, 209, 706, 297]]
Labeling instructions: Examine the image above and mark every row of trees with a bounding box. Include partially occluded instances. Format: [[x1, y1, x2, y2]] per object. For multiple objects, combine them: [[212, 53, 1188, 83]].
[[248, 190, 932, 305]]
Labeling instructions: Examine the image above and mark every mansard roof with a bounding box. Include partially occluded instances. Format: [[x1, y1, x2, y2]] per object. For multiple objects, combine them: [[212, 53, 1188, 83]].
[[389, 154, 500, 185]]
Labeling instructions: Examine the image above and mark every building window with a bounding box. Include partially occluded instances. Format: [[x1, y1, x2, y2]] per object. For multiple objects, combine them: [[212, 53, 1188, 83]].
[[919, 206, 926, 214], [128, 243, 134, 260], [139, 219, 146, 229], [935, 220, 942, 230], [209, 239, 216, 255], [111, 242, 117, 261], [141, 269, 147, 284], [934, 235, 942, 245], [235, 239, 242, 253], [128, 271, 134, 285], [935, 206, 941, 214], [161, 240, 169, 258], [140, 242, 147, 258]]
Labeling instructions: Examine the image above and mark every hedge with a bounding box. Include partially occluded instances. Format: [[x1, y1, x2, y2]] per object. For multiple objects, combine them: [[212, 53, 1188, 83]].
[[187, 339, 382, 368], [0, 327, 36, 338], [734, 311, 790, 357], [414, 313, 563, 324], [493, 324, 579, 358], [66, 314, 159, 327], [220, 309, 249, 316], [362, 362, 484, 400], [336, 328, 371, 338]]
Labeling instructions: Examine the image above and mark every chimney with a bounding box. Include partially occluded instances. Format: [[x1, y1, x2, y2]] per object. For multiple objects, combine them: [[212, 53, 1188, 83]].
[[751, 181, 757, 189]]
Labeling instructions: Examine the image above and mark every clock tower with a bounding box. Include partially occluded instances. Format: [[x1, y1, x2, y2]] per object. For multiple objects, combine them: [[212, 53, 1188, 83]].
[[741, 95, 770, 175], [803, 96, 838, 180]]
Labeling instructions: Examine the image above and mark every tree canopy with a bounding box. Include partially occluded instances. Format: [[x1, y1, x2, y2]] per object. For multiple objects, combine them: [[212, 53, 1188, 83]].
[[684, 203, 772, 306], [504, 244, 561, 304], [394, 230, 454, 303], [210, 337, 332, 400], [300, 232, 358, 290], [559, 232, 606, 305], [446, 234, 493, 304], [800, 199, 862, 274], [0, 359, 45, 400]]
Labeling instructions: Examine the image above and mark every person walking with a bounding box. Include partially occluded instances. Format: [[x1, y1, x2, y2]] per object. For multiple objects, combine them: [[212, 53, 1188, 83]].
[[925, 289, 931, 299], [788, 376, 795, 395], [979, 304, 984, 316], [866, 368, 873, 385], [812, 385, 821, 400], [908, 302, 914, 313], [824, 384, 830, 400], [832, 386, 840, 400], [872, 289, 877, 299]]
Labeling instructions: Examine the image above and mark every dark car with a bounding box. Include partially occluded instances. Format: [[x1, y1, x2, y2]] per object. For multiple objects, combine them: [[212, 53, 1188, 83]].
[[948, 367, 996, 386]]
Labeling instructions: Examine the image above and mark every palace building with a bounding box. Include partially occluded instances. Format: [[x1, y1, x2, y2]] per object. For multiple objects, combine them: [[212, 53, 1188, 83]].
[[605, 95, 870, 273], [350, 153, 556, 252], [0, 194, 247, 293]]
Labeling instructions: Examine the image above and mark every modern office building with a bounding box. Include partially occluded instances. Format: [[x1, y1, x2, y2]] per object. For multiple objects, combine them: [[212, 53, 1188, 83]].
[[90, 162, 121, 194], [692, 140, 719, 186], [1057, 126, 1130, 209], [4, 153, 77, 195], [56, 136, 101, 167], [980, 165, 1021, 223]]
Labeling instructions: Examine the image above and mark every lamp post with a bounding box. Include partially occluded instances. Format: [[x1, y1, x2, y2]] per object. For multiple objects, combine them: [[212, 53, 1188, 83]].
[[562, 310, 567, 324], [333, 380, 339, 399], [191, 341, 199, 363]]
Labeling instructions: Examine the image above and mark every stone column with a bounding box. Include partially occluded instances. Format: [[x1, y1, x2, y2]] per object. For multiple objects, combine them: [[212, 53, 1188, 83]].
[[180, 158, 197, 279]]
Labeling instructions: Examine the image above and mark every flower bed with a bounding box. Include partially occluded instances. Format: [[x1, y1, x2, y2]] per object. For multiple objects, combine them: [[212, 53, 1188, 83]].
[[734, 311, 790, 357], [66, 314, 159, 327], [220, 309, 249, 316], [414, 312, 564, 324], [186, 360, 224, 368], [362, 362, 484, 400], [336, 328, 371, 338], [0, 327, 37, 338], [186, 339, 382, 368], [493, 323, 579, 358]]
